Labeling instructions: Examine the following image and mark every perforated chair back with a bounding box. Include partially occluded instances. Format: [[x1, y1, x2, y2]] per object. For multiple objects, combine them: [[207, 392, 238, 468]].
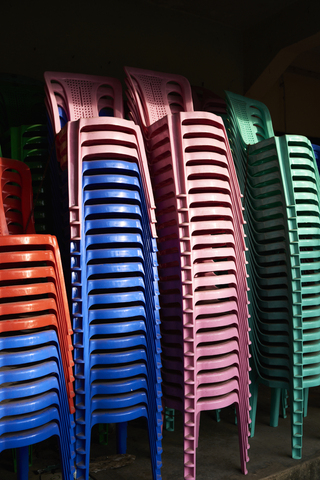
[[125, 66, 194, 128], [44, 72, 124, 135], [225, 91, 274, 146]]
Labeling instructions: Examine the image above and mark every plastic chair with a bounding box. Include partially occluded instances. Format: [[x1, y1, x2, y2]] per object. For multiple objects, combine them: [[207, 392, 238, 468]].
[[0, 157, 35, 234], [191, 85, 227, 121], [0, 312, 75, 477], [2, 124, 52, 233], [124, 66, 194, 131], [0, 151, 75, 478], [44, 71, 124, 135]]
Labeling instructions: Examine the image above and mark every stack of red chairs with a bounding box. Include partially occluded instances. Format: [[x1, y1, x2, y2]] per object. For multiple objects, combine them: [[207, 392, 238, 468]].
[[125, 66, 251, 479], [0, 157, 75, 480]]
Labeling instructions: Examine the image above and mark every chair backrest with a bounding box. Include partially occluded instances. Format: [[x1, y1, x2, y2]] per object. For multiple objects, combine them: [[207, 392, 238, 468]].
[[225, 91, 274, 146], [125, 66, 194, 127], [44, 72, 124, 135], [0, 157, 35, 235]]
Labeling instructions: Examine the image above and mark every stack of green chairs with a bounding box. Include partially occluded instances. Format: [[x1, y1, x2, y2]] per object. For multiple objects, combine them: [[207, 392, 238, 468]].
[[0, 75, 51, 234], [2, 124, 52, 233], [225, 91, 320, 460], [270, 136, 320, 423], [0, 74, 46, 138]]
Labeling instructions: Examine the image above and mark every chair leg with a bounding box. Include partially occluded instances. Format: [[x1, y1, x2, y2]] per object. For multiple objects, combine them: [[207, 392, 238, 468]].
[[250, 381, 258, 438], [117, 422, 128, 454], [281, 389, 288, 419], [235, 403, 249, 475], [195, 411, 201, 449], [165, 407, 175, 432], [270, 388, 281, 428], [303, 388, 309, 418], [214, 409, 221, 423], [17, 446, 29, 480]]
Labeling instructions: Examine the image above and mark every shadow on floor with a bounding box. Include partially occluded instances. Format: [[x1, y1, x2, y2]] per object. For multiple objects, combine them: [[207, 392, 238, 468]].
[[1, 384, 320, 479]]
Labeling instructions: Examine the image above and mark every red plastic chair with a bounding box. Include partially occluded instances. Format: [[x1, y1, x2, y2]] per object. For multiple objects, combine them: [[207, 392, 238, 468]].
[[0, 157, 35, 234]]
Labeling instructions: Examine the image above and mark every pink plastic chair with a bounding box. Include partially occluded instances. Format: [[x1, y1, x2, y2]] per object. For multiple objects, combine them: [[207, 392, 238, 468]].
[[125, 66, 194, 131], [44, 72, 124, 135], [55, 117, 157, 239]]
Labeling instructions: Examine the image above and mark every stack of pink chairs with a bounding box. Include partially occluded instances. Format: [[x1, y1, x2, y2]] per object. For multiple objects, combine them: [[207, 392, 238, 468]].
[[125, 66, 251, 479]]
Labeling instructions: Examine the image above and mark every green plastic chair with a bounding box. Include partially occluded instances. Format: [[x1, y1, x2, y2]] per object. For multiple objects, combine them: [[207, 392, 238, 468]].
[[0, 74, 45, 138]]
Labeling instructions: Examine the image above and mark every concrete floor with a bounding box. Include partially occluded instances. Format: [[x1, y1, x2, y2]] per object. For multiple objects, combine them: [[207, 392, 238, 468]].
[[1, 384, 320, 479]]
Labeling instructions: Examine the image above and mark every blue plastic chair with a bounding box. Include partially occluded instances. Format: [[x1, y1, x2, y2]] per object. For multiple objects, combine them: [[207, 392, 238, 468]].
[[0, 332, 75, 479], [0, 422, 74, 480]]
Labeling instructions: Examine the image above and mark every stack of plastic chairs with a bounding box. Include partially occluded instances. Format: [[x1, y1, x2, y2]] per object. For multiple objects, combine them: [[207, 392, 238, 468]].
[[223, 93, 283, 437], [0, 74, 46, 140], [0, 75, 51, 236], [44, 72, 163, 480], [125, 66, 251, 479], [225, 91, 320, 460], [1, 124, 52, 233], [0, 157, 75, 479]]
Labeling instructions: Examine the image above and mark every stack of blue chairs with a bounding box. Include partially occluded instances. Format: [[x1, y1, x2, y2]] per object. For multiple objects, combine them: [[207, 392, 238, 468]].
[[44, 72, 163, 480], [72, 150, 163, 480]]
